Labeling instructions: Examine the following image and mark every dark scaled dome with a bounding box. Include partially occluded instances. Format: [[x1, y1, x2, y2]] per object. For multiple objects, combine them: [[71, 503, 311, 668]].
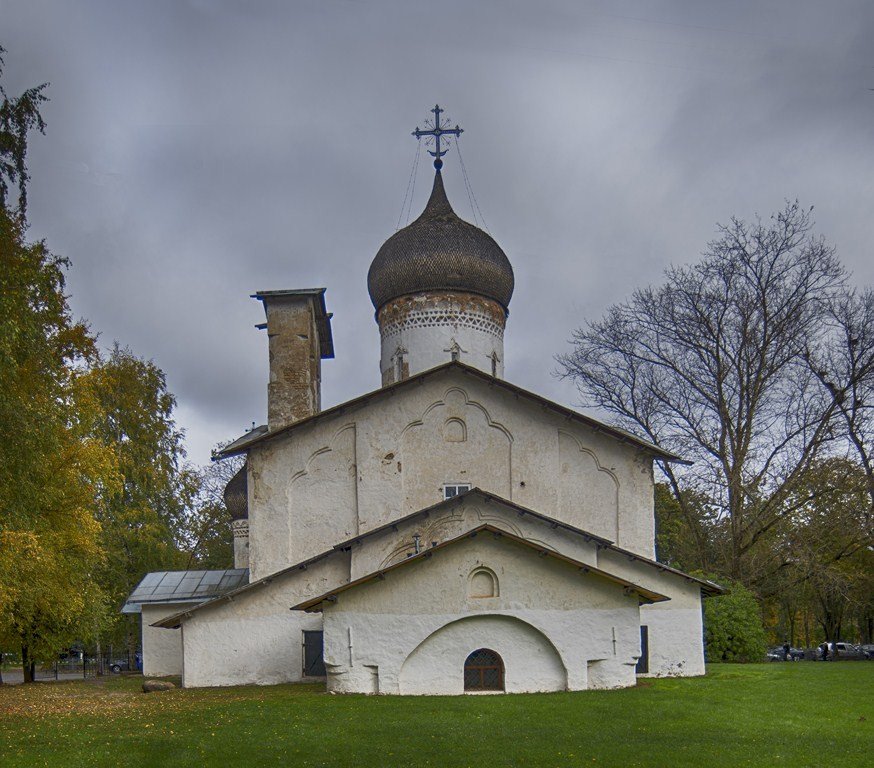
[[223, 465, 248, 521], [368, 171, 514, 312]]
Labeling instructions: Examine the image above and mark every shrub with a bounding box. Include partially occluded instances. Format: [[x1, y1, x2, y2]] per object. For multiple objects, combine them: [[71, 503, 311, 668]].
[[703, 581, 768, 662]]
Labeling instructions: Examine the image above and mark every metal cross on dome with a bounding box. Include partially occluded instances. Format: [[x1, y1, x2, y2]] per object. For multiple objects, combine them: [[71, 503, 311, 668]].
[[412, 105, 463, 170]]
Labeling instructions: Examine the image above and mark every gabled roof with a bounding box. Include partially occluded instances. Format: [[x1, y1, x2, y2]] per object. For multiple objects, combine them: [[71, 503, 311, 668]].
[[152, 488, 723, 628], [292, 524, 670, 611], [122, 569, 248, 614], [331, 489, 723, 596], [214, 362, 685, 462]]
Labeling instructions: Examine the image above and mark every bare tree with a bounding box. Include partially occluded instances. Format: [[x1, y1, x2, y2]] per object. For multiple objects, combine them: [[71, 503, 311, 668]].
[[558, 202, 847, 583], [804, 288, 874, 525], [180, 448, 244, 570]]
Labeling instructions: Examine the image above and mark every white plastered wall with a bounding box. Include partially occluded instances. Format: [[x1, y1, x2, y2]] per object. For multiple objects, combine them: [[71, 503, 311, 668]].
[[318, 534, 642, 695], [379, 296, 505, 381], [141, 604, 186, 677], [174, 489, 704, 688], [175, 554, 346, 688], [248, 368, 656, 581], [598, 548, 705, 677]]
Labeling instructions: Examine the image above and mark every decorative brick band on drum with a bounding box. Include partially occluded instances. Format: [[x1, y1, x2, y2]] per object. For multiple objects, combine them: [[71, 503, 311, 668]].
[[378, 292, 506, 342]]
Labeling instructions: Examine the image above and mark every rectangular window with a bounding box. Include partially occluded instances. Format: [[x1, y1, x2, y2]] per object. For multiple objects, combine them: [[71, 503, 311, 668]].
[[444, 484, 471, 500]]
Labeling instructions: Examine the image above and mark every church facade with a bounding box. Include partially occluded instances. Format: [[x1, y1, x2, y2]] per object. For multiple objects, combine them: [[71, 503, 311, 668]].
[[144, 119, 721, 693]]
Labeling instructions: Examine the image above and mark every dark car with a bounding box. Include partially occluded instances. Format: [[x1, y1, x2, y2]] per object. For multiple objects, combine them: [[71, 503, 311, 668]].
[[766, 646, 804, 661], [108, 659, 130, 673], [860, 644, 874, 659]]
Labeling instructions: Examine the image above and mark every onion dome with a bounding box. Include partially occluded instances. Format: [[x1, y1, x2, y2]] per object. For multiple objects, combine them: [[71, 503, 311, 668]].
[[223, 465, 248, 521], [368, 171, 514, 312]]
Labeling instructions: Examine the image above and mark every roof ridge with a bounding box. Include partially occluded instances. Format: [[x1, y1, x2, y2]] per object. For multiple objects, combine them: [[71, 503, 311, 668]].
[[216, 362, 685, 463]]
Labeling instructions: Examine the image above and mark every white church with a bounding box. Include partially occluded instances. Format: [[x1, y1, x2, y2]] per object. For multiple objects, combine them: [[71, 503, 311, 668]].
[[126, 108, 721, 694]]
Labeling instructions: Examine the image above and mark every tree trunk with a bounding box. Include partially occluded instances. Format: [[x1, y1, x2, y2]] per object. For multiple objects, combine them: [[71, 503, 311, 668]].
[[21, 644, 35, 683]]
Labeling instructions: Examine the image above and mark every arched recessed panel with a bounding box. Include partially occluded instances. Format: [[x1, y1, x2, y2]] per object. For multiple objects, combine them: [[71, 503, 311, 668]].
[[557, 430, 619, 540], [469, 567, 498, 598], [398, 614, 567, 695], [401, 388, 513, 508]]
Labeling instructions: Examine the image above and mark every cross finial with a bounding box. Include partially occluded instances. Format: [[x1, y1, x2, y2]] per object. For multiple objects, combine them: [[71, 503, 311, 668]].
[[412, 104, 464, 170]]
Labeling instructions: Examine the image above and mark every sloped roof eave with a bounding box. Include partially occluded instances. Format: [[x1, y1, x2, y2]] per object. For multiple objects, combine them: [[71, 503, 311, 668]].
[[214, 361, 687, 464], [291, 524, 671, 612], [153, 488, 723, 628]]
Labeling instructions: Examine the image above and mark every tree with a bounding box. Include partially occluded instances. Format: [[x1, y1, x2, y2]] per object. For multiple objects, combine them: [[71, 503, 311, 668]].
[[804, 288, 874, 524], [702, 580, 768, 662], [763, 458, 872, 648], [178, 450, 242, 570], [0, 45, 47, 219], [558, 202, 847, 584], [0, 51, 119, 682], [654, 483, 722, 573], [0, 210, 117, 682], [82, 344, 193, 651]]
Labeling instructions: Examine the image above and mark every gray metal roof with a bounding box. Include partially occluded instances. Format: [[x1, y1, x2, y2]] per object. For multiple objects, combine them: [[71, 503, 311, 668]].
[[121, 569, 249, 614]]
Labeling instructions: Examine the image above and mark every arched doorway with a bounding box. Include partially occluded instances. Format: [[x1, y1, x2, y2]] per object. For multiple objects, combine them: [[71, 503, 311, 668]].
[[464, 648, 504, 691]]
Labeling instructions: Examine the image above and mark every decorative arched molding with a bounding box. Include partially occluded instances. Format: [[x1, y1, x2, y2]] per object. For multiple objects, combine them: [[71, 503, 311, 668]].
[[290, 423, 358, 485], [377, 510, 466, 569], [443, 417, 467, 443], [557, 428, 620, 541], [468, 566, 499, 598], [400, 387, 514, 503], [401, 387, 513, 442], [285, 423, 359, 562], [469, 507, 557, 552], [557, 429, 620, 487]]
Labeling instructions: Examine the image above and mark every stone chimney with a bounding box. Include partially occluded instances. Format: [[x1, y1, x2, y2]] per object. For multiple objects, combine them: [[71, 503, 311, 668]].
[[253, 289, 335, 431], [223, 464, 250, 570]]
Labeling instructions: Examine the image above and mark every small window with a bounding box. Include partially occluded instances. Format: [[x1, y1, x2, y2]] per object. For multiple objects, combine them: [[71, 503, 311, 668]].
[[444, 484, 471, 500], [464, 648, 504, 691]]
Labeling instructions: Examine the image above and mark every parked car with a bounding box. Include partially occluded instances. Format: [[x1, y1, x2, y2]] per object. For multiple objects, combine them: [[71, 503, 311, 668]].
[[817, 642, 868, 660], [860, 644, 874, 659], [766, 646, 805, 661], [108, 659, 130, 673]]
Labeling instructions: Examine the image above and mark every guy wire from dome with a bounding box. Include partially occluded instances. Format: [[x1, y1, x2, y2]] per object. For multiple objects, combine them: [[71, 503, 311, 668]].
[[368, 106, 514, 313]]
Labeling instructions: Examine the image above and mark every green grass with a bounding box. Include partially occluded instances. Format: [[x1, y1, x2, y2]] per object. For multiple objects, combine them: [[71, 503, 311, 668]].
[[0, 663, 870, 767]]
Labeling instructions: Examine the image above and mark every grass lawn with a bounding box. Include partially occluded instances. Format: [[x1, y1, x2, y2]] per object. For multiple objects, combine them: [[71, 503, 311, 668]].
[[0, 663, 870, 767]]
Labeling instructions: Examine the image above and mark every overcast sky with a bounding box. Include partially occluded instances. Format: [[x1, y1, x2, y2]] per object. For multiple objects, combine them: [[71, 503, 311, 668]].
[[4, 1, 873, 465]]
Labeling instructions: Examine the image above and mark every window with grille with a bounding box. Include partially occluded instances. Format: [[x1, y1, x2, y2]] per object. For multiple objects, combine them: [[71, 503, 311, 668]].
[[444, 484, 471, 500], [464, 648, 504, 691]]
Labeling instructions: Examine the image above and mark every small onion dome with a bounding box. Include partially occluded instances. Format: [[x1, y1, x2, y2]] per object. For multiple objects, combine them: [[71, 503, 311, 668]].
[[223, 465, 248, 521], [368, 171, 514, 312]]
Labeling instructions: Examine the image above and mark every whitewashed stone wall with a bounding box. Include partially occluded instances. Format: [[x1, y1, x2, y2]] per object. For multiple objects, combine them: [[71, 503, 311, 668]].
[[167, 490, 705, 689], [177, 554, 347, 688], [247, 367, 655, 581], [378, 292, 506, 383], [598, 548, 706, 677], [141, 604, 185, 677], [319, 534, 642, 694]]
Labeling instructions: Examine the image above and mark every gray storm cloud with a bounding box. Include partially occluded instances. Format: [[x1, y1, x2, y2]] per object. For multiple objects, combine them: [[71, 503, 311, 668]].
[[4, 0, 873, 462]]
